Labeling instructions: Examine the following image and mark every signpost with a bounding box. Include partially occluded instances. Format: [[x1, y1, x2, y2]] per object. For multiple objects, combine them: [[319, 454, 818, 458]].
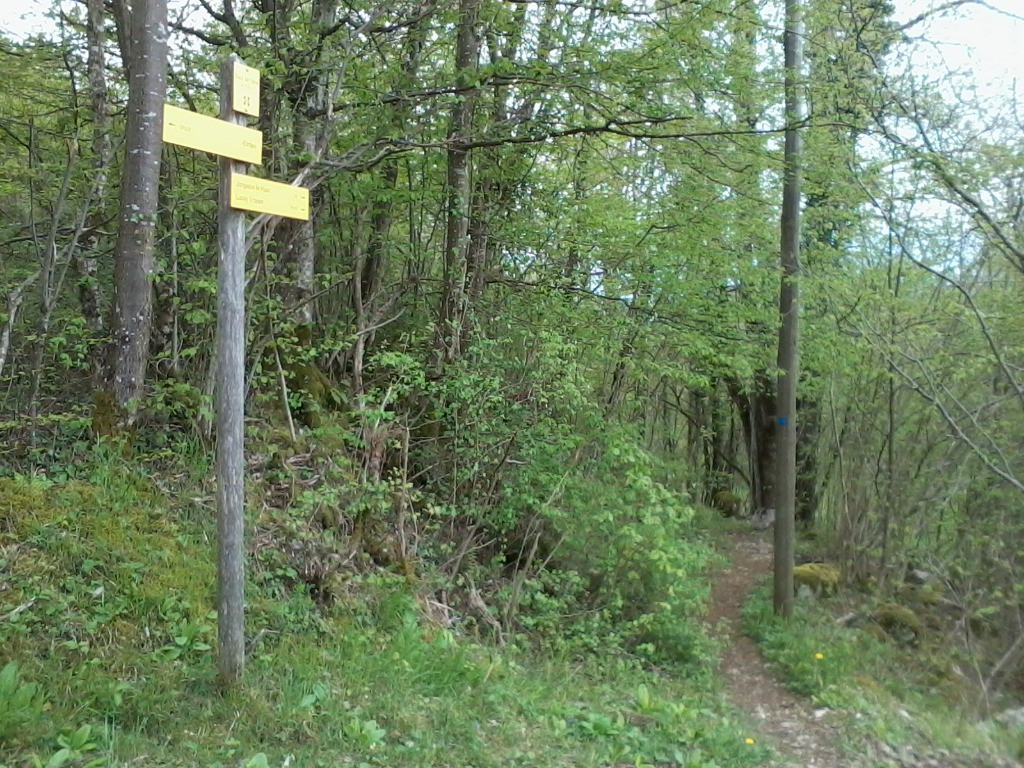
[[162, 104, 262, 164], [231, 61, 260, 117], [230, 173, 310, 220], [162, 55, 310, 684]]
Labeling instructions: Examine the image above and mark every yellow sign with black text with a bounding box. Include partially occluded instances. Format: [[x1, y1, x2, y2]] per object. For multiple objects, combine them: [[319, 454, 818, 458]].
[[232, 62, 260, 117], [230, 173, 309, 220], [162, 104, 262, 164]]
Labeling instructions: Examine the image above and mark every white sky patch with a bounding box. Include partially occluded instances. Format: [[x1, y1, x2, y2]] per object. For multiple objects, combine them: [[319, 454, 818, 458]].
[[1, 0, 49, 41], [891, 0, 1024, 101]]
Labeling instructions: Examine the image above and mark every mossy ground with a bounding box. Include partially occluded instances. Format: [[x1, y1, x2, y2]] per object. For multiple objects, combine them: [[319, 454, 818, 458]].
[[0, 445, 770, 768]]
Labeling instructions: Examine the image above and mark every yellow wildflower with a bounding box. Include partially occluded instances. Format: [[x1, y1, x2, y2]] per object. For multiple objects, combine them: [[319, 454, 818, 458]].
[[745, 738, 756, 745], [814, 652, 825, 660]]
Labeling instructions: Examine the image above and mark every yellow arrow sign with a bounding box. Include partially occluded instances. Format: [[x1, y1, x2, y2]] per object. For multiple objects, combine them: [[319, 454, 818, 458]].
[[230, 173, 309, 220], [162, 104, 262, 165], [232, 62, 260, 117]]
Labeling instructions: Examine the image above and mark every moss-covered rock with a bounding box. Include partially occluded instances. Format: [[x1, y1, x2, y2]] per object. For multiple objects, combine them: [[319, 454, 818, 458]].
[[711, 491, 744, 517], [793, 563, 841, 596], [898, 581, 944, 609], [872, 603, 922, 645]]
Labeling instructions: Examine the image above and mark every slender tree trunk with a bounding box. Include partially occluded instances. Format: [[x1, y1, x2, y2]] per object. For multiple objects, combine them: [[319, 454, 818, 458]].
[[0, 274, 38, 381], [437, 0, 480, 365], [752, 380, 777, 512], [703, 384, 733, 501], [286, 0, 337, 327], [107, 0, 169, 418], [355, 3, 432, 367], [78, 0, 110, 343], [729, 376, 776, 513], [774, 0, 804, 619], [795, 398, 820, 527], [27, 127, 78, 433]]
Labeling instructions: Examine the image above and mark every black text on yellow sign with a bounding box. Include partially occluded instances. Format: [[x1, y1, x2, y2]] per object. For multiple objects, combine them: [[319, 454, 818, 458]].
[[232, 62, 260, 118], [230, 173, 310, 220], [162, 104, 262, 165]]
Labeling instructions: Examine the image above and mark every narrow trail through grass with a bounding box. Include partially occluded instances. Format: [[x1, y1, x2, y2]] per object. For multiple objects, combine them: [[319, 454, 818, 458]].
[[707, 530, 850, 768]]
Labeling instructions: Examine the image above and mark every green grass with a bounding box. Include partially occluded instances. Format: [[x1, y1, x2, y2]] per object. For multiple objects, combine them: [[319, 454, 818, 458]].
[[740, 581, 1022, 761], [0, 451, 772, 768]]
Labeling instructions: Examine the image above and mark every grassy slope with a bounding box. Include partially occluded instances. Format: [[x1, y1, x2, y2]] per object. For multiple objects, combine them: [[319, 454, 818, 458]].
[[0, 449, 770, 768], [741, 572, 1023, 763]]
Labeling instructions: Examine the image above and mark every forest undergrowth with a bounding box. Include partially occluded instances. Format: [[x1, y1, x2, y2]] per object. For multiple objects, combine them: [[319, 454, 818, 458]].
[[716, 526, 1022, 768], [0, 430, 771, 768], [1, 429, 1022, 768]]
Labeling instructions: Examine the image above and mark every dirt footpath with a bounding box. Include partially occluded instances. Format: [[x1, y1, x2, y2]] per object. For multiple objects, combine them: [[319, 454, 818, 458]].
[[706, 531, 851, 767]]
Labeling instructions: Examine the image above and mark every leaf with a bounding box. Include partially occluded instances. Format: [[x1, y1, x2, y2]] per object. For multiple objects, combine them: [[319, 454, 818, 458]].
[[0, 662, 18, 692], [636, 683, 651, 711], [70, 724, 93, 748]]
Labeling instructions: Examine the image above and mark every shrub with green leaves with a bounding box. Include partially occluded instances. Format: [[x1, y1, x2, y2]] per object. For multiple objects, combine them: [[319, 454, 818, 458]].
[[531, 425, 715, 664]]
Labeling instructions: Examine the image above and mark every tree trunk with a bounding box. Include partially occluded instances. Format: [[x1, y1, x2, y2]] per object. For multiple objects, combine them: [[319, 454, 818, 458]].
[[436, 0, 480, 365], [730, 375, 777, 514], [703, 384, 734, 502], [795, 398, 820, 527], [774, 0, 804, 619], [753, 381, 777, 512], [78, 0, 110, 342], [276, 0, 337, 326], [106, 0, 168, 418]]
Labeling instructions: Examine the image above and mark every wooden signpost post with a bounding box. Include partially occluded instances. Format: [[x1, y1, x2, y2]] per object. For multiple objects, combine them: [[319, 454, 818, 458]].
[[162, 54, 309, 684]]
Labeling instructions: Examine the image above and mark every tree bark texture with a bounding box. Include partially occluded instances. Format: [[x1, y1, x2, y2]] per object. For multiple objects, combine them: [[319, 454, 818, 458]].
[[795, 398, 820, 527], [281, 0, 338, 326], [774, 0, 804, 619], [437, 0, 481, 365], [703, 384, 734, 501], [78, 0, 111, 340], [729, 376, 776, 513], [108, 0, 168, 415]]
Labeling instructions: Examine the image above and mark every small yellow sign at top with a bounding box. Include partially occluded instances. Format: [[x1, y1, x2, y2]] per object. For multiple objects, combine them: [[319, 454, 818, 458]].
[[232, 62, 260, 117], [163, 104, 262, 164], [230, 173, 309, 220]]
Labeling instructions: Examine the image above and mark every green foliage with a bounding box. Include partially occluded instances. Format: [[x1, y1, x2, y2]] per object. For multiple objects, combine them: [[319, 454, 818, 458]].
[[0, 662, 48, 746], [742, 584, 1020, 758], [32, 725, 104, 768], [742, 585, 862, 707], [541, 427, 714, 664], [0, 448, 770, 768], [5, 0, 1024, 765]]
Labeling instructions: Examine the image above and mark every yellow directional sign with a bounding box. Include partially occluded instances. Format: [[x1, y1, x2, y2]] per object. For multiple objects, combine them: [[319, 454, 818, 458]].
[[232, 62, 260, 117], [230, 173, 309, 220], [162, 104, 262, 165]]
